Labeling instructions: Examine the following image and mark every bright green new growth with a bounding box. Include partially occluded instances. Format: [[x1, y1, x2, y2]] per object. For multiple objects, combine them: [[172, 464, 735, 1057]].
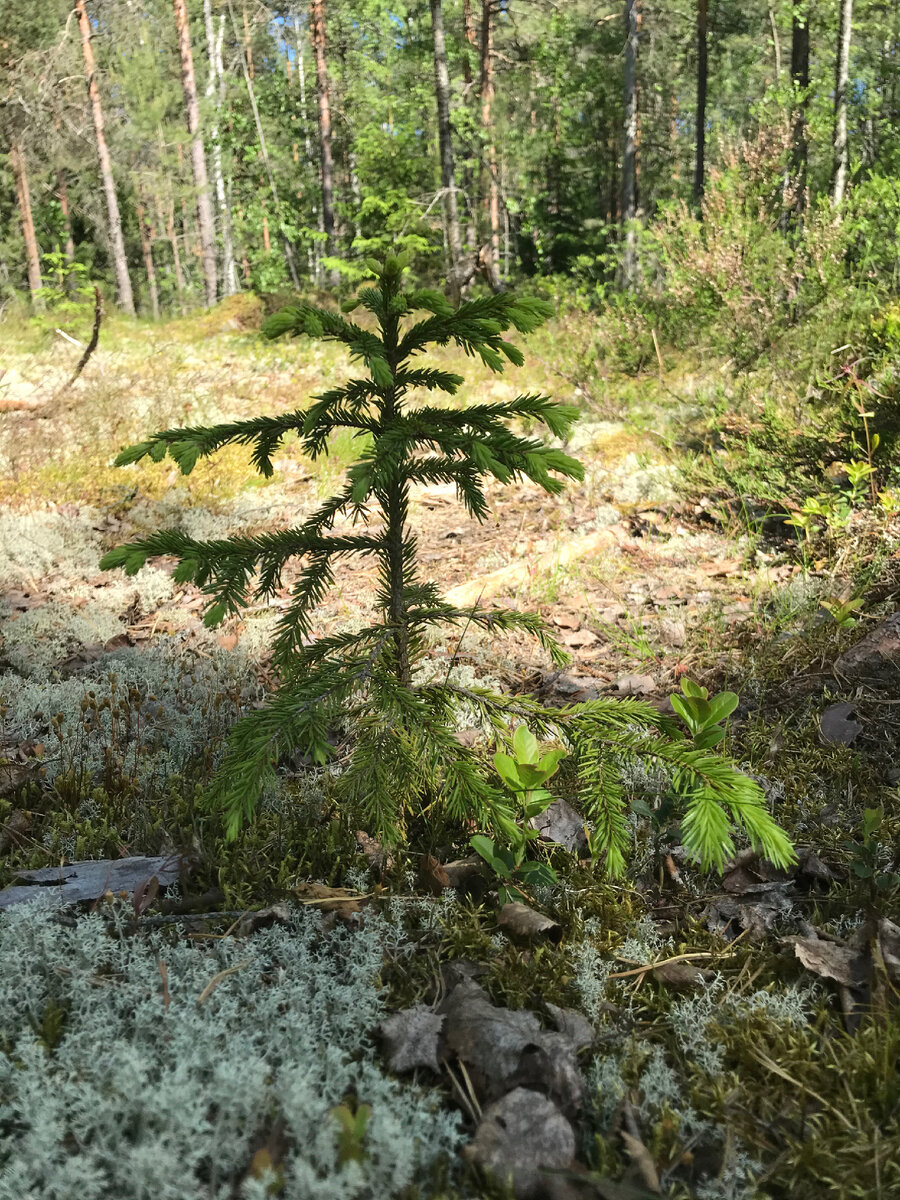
[[100, 255, 794, 874]]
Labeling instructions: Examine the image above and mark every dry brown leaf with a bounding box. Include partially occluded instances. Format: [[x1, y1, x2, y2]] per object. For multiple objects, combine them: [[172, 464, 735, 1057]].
[[380, 1004, 445, 1073], [235, 903, 291, 936], [440, 979, 582, 1111], [462, 1089, 575, 1200], [786, 934, 868, 987], [419, 855, 451, 894], [562, 628, 598, 648], [498, 902, 563, 943]]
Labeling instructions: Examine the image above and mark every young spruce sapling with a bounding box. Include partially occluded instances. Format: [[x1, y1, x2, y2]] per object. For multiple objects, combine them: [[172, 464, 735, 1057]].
[[102, 254, 795, 875]]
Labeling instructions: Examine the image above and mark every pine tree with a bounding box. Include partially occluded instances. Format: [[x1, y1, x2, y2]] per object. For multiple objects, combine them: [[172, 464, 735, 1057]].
[[101, 254, 794, 874]]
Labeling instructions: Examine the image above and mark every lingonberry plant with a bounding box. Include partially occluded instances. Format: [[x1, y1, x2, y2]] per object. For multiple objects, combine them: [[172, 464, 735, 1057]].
[[101, 254, 794, 874]]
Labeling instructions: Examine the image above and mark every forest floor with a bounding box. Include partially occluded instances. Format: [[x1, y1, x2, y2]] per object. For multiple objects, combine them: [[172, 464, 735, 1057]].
[[0, 300, 898, 1200]]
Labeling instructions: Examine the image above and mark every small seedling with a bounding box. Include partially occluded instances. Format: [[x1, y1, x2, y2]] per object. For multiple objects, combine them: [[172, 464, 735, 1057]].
[[843, 807, 900, 898], [820, 595, 865, 628], [669, 678, 738, 750], [470, 724, 564, 902], [332, 1101, 372, 1166]]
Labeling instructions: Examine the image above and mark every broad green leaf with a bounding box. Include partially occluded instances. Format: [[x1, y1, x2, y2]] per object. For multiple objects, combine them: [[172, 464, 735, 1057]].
[[706, 692, 739, 725], [512, 724, 539, 764], [537, 748, 566, 778], [469, 835, 496, 863], [493, 752, 524, 792], [693, 726, 725, 749], [680, 678, 707, 699]]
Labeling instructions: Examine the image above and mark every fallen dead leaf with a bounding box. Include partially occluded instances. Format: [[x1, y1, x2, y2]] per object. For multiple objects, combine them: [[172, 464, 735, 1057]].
[[615, 674, 656, 696], [498, 901, 563, 943], [440, 979, 582, 1111], [462, 1088, 575, 1200], [531, 798, 588, 853], [784, 933, 868, 988], [380, 1004, 445, 1073], [819, 701, 863, 746]]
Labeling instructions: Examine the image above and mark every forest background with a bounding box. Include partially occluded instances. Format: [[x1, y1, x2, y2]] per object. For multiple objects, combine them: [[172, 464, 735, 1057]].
[[1, 0, 896, 321]]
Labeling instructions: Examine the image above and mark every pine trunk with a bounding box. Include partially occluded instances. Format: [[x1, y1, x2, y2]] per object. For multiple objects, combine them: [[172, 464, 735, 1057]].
[[693, 0, 708, 208], [136, 195, 160, 319], [161, 189, 187, 315], [203, 0, 238, 295], [621, 0, 640, 288], [173, 0, 217, 307], [9, 142, 43, 303], [309, 0, 338, 284], [75, 0, 135, 315], [832, 0, 853, 206], [480, 0, 501, 288], [430, 0, 464, 298]]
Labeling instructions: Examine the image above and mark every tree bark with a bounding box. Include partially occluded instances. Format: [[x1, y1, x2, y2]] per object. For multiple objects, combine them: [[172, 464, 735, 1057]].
[[56, 170, 76, 267], [832, 0, 853, 206], [309, 0, 338, 285], [173, 0, 217, 307], [136, 194, 160, 319], [621, 0, 640, 288], [75, 0, 135, 315], [203, 0, 238, 294], [9, 142, 43, 303], [693, 0, 708, 208], [228, 0, 299, 288], [430, 0, 464, 298], [768, 0, 783, 79], [480, 0, 501, 287], [789, 4, 810, 219], [294, 9, 319, 281]]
